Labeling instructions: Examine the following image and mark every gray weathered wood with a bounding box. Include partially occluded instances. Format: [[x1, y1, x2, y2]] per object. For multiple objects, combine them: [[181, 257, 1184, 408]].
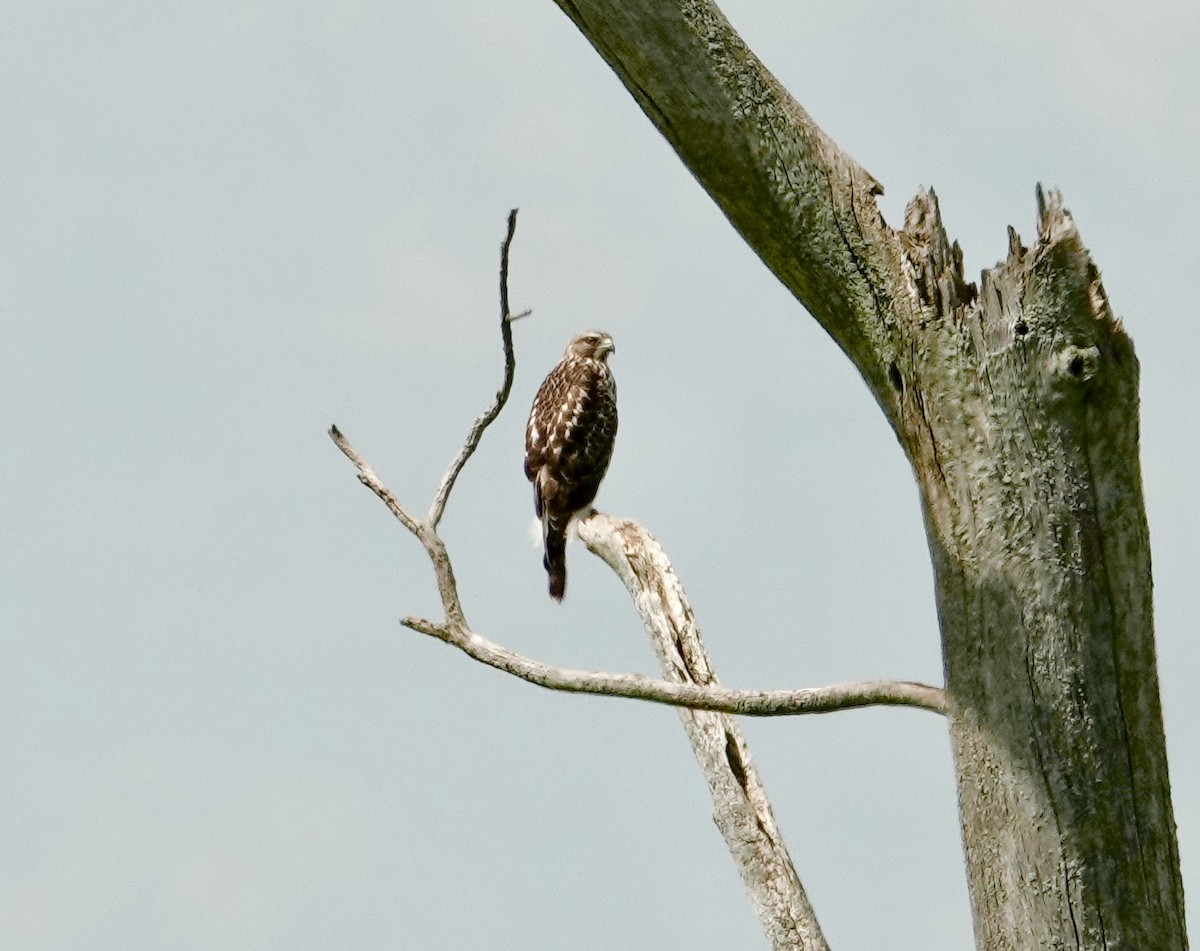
[[580, 513, 829, 951], [550, 1, 1188, 947]]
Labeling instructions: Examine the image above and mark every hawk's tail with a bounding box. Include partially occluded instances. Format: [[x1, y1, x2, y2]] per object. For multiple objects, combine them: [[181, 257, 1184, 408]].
[[543, 519, 569, 601]]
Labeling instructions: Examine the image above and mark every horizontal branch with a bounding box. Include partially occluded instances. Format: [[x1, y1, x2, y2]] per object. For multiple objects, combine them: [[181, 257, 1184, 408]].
[[402, 613, 946, 717]]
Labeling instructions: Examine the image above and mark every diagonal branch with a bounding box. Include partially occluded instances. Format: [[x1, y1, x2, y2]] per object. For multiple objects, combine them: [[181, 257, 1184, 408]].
[[428, 208, 526, 530], [579, 509, 829, 951], [548, 0, 894, 396], [330, 211, 527, 630], [329, 424, 421, 536]]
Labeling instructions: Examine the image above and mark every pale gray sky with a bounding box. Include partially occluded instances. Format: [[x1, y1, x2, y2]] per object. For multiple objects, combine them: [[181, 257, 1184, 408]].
[[3, 0, 1196, 948]]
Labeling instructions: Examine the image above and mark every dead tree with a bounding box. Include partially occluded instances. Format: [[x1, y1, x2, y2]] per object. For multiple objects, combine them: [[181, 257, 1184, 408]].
[[331, 1, 1188, 948], [331, 212, 941, 950]]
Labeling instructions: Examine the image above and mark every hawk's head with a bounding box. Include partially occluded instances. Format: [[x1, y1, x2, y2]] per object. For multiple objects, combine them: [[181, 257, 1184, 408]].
[[566, 330, 615, 362]]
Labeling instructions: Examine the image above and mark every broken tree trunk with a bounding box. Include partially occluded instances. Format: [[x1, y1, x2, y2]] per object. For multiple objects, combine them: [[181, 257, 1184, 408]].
[[549, 0, 1188, 947]]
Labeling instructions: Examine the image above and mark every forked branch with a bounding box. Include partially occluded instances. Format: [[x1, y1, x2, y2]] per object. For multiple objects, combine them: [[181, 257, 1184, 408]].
[[327, 211, 945, 720]]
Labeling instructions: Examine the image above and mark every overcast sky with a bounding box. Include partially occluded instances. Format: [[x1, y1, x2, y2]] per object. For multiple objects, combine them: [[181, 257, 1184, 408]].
[[3, 0, 1197, 948]]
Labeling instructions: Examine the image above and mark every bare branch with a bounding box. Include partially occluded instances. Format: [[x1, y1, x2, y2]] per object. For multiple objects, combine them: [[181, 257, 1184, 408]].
[[328, 424, 422, 536], [400, 607, 946, 717], [428, 208, 523, 529], [329, 211, 524, 632], [420, 529, 468, 632], [578, 509, 829, 951]]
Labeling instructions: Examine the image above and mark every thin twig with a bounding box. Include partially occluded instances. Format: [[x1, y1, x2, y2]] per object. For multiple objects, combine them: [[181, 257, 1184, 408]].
[[428, 208, 523, 529], [328, 424, 421, 535], [401, 614, 947, 716]]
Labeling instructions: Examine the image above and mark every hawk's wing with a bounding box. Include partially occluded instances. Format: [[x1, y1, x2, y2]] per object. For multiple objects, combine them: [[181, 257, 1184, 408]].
[[524, 352, 617, 599]]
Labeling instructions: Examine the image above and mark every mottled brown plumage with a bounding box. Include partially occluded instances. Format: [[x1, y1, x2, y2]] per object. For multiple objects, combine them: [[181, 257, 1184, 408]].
[[524, 331, 618, 600]]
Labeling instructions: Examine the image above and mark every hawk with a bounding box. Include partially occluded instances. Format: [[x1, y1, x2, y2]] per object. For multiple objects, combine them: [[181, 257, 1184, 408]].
[[524, 330, 618, 601]]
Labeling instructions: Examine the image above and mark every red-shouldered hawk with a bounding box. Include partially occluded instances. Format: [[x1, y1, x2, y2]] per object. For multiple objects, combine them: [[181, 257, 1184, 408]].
[[524, 331, 618, 601]]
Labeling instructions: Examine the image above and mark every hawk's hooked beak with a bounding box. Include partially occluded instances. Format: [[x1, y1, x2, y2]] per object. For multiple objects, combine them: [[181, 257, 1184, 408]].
[[601, 336, 615, 356]]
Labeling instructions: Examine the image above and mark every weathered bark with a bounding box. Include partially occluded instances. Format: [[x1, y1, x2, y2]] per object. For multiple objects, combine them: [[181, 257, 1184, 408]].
[[580, 513, 828, 951], [550, 1, 1188, 947], [906, 191, 1184, 950]]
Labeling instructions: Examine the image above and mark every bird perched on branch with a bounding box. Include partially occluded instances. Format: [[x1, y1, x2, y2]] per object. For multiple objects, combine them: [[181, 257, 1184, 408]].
[[524, 330, 618, 601]]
